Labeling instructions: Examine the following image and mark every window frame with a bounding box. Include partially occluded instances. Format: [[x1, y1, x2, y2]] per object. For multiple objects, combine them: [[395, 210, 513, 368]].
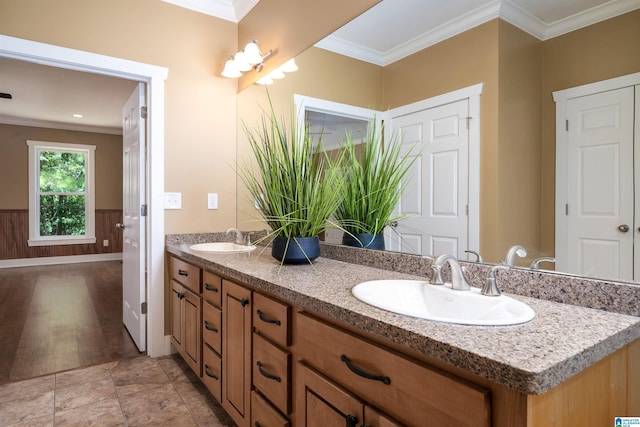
[[27, 140, 96, 246]]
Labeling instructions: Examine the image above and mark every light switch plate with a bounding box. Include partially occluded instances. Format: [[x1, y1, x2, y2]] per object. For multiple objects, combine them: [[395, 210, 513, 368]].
[[208, 193, 218, 210], [164, 192, 181, 209]]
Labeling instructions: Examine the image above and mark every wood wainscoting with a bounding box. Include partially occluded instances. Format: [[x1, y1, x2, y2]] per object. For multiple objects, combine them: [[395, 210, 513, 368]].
[[0, 209, 123, 260]]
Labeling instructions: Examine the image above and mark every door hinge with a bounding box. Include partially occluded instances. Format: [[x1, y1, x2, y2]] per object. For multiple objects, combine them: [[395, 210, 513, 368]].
[[565, 119, 569, 131], [141, 302, 148, 315], [466, 204, 469, 216], [465, 116, 472, 129], [565, 203, 569, 215], [141, 204, 147, 216], [141, 106, 148, 119]]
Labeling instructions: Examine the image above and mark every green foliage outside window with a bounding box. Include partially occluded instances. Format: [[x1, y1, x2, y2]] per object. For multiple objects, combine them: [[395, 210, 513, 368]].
[[38, 150, 87, 236]]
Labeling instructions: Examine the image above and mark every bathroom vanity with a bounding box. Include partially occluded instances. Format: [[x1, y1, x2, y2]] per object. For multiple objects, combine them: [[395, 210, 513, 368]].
[[165, 240, 640, 427]]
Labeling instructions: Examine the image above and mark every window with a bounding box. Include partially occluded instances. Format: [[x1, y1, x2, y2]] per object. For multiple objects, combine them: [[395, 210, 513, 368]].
[[27, 141, 96, 246]]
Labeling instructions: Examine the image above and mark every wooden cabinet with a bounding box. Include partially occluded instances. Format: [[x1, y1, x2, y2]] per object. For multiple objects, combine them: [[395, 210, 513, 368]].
[[222, 279, 252, 427], [296, 312, 491, 427], [169, 256, 202, 376]]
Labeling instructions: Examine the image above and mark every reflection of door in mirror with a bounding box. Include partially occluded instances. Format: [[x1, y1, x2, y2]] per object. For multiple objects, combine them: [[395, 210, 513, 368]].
[[555, 74, 640, 282], [385, 85, 481, 260]]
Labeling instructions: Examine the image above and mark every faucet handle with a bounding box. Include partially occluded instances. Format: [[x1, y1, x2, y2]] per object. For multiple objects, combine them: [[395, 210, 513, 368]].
[[430, 265, 445, 285], [482, 265, 509, 296], [244, 232, 255, 246]]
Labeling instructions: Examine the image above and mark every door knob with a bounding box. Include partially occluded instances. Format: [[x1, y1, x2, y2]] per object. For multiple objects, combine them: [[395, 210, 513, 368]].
[[617, 224, 630, 232], [116, 223, 126, 229]]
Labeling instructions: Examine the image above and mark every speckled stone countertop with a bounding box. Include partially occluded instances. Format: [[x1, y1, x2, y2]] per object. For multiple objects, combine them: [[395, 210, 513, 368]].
[[165, 241, 640, 396]]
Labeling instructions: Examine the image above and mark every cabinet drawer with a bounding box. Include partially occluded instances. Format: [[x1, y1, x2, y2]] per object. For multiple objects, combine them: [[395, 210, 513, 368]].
[[253, 333, 291, 415], [253, 293, 291, 347], [297, 313, 491, 427], [203, 301, 222, 354], [203, 270, 222, 307], [202, 344, 222, 403], [251, 390, 290, 427], [170, 257, 201, 293]]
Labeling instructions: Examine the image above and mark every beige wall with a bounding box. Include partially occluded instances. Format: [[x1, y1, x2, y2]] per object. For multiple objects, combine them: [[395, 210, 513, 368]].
[[0, 0, 238, 234], [539, 9, 640, 255], [0, 124, 122, 210]]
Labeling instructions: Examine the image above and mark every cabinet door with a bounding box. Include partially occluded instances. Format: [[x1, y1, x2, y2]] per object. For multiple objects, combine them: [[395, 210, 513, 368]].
[[170, 280, 184, 352], [182, 288, 201, 376], [363, 406, 403, 427], [298, 363, 363, 427], [222, 279, 252, 427]]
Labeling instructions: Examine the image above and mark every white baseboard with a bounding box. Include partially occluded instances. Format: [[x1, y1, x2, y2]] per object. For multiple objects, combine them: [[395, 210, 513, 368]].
[[0, 252, 123, 268]]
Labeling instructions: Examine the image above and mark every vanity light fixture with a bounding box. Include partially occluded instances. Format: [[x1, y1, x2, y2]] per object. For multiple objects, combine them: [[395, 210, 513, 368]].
[[221, 40, 298, 84]]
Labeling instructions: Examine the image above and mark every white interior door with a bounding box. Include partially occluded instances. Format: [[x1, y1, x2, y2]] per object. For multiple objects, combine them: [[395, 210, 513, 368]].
[[565, 87, 634, 280], [386, 99, 470, 258], [121, 83, 146, 352]]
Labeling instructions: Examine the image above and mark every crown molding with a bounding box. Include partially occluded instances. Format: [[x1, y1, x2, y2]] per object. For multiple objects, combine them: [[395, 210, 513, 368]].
[[0, 115, 122, 135], [317, 0, 640, 66]]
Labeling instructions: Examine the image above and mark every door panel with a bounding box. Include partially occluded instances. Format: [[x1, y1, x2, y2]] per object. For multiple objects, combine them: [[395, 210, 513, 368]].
[[121, 83, 146, 351], [565, 87, 634, 280], [387, 99, 469, 258]]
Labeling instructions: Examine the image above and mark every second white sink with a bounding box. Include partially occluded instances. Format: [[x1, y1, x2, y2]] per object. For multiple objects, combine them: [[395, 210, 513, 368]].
[[352, 280, 535, 326], [189, 242, 256, 253]]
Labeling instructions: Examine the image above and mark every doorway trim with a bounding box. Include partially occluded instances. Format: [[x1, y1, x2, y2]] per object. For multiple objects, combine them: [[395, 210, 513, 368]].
[[0, 34, 169, 357]]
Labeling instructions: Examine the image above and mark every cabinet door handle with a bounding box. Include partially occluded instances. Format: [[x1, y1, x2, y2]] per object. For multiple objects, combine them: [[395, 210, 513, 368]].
[[178, 269, 188, 276], [240, 298, 250, 307], [257, 309, 281, 326], [255, 423, 261, 427], [340, 354, 391, 385], [173, 290, 185, 300], [204, 283, 219, 292], [256, 361, 281, 382], [204, 365, 218, 380], [204, 321, 218, 333], [346, 415, 359, 427]]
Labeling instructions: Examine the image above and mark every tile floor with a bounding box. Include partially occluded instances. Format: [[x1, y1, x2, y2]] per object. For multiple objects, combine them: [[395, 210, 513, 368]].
[[0, 355, 236, 427]]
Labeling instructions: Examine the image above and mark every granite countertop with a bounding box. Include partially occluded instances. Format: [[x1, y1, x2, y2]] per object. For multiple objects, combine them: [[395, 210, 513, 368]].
[[166, 243, 640, 395]]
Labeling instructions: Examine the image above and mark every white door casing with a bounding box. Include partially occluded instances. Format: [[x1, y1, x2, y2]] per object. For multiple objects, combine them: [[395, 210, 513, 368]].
[[384, 84, 482, 259], [554, 73, 640, 282], [122, 83, 147, 352]]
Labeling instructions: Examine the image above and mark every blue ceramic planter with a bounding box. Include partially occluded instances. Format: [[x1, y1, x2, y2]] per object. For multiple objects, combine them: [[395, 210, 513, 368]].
[[272, 236, 321, 264], [342, 232, 385, 250]]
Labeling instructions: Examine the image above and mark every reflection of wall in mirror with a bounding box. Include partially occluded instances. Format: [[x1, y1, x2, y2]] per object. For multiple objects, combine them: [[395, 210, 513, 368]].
[[237, 9, 640, 273]]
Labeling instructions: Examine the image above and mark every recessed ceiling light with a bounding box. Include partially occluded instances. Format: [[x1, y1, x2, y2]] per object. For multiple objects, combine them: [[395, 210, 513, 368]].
[[72, 113, 84, 118]]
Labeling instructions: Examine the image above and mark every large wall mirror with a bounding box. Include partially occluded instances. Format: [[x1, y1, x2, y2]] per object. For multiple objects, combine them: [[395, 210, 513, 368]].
[[236, 4, 640, 285]]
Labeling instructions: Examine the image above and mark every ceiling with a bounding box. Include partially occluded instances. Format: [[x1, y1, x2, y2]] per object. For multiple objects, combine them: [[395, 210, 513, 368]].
[[1, 0, 638, 132]]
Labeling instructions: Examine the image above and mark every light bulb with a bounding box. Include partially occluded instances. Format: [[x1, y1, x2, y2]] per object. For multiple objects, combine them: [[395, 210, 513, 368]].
[[244, 40, 263, 65], [221, 58, 242, 78], [233, 51, 251, 72]]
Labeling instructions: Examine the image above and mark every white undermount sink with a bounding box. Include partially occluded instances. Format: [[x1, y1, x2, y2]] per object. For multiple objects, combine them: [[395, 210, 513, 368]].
[[189, 242, 256, 253], [352, 280, 535, 326]]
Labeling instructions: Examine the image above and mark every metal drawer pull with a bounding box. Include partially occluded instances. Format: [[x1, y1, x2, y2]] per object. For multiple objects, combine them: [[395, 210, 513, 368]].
[[204, 321, 218, 333], [178, 269, 188, 276], [255, 423, 261, 427], [340, 354, 391, 385], [257, 309, 281, 326], [204, 365, 218, 380], [346, 414, 358, 427], [240, 298, 250, 307], [172, 290, 185, 300], [204, 283, 219, 292], [256, 361, 281, 382]]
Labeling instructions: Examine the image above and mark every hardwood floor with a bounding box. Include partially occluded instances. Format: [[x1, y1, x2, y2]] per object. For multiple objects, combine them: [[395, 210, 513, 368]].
[[0, 261, 141, 385]]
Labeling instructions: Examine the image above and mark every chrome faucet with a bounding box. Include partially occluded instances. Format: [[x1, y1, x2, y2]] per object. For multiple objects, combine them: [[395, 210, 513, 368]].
[[225, 227, 243, 245], [502, 245, 527, 267], [530, 257, 556, 270], [464, 249, 483, 263], [482, 265, 509, 296], [430, 254, 470, 291]]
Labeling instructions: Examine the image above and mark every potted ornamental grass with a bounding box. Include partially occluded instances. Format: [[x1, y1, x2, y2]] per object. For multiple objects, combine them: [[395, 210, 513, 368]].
[[335, 121, 417, 250], [240, 95, 344, 264]]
